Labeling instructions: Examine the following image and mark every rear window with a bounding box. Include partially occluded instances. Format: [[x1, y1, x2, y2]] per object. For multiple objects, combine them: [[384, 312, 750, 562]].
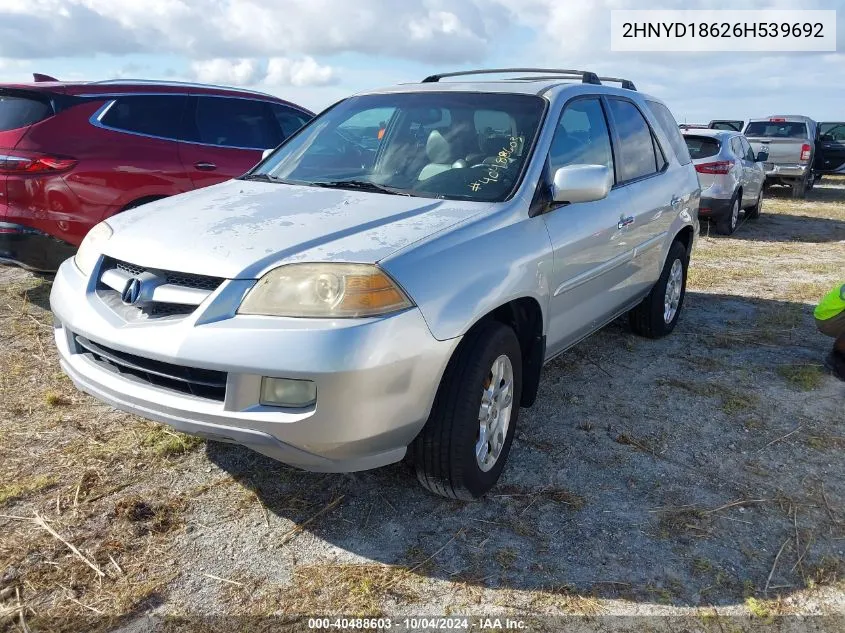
[[0, 95, 52, 131], [744, 121, 807, 139], [684, 135, 721, 159], [646, 100, 691, 165], [100, 95, 188, 139], [709, 121, 743, 131]]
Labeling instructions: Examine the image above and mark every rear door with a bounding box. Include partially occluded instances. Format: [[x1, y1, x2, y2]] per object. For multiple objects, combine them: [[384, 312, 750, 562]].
[[738, 136, 764, 201], [605, 97, 677, 300], [817, 122, 845, 174], [178, 96, 284, 188], [541, 96, 635, 356]]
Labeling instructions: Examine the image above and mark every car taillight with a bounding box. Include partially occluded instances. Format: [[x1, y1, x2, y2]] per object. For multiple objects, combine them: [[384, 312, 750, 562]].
[[0, 153, 77, 174], [695, 161, 732, 175], [800, 143, 811, 162]]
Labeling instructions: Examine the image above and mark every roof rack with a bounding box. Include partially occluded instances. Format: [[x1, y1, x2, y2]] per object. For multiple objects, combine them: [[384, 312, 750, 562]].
[[597, 76, 637, 90], [422, 68, 602, 85], [90, 78, 274, 97]]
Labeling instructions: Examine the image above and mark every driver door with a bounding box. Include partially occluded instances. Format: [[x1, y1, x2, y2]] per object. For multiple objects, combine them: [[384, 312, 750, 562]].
[[542, 97, 635, 356]]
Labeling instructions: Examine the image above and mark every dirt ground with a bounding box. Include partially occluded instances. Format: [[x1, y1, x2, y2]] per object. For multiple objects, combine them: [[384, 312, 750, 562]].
[[1, 178, 843, 633]]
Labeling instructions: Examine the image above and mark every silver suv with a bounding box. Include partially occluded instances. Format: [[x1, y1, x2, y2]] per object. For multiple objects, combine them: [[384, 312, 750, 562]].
[[50, 69, 700, 499]]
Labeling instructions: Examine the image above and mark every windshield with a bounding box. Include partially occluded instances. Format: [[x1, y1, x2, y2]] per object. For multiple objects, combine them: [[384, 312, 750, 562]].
[[744, 121, 807, 139], [252, 92, 546, 202]]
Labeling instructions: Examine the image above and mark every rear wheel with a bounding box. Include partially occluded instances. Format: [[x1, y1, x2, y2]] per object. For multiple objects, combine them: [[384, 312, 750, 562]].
[[715, 195, 740, 235], [791, 175, 807, 199], [413, 321, 522, 499], [746, 189, 763, 220], [629, 240, 688, 339]]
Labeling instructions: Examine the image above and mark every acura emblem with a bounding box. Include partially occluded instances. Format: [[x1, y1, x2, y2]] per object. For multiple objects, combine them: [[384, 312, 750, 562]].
[[121, 277, 142, 305]]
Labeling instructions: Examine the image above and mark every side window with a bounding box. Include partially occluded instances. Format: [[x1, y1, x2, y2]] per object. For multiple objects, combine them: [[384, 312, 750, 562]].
[[548, 98, 614, 177], [741, 137, 756, 161], [730, 137, 743, 157], [270, 104, 312, 139], [100, 95, 187, 139], [607, 99, 660, 182], [194, 97, 282, 149], [646, 100, 691, 165]]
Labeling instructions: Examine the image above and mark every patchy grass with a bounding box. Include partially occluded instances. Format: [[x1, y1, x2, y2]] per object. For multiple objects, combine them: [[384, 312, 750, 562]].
[[0, 475, 58, 505], [140, 426, 204, 457], [720, 389, 759, 415], [44, 391, 72, 407], [776, 364, 825, 390]]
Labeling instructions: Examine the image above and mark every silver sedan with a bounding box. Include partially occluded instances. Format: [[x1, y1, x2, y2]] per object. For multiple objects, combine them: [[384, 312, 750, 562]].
[[682, 129, 766, 235]]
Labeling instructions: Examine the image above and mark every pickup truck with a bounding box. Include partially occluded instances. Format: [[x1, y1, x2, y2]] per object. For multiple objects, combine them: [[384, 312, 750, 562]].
[[744, 115, 818, 198], [708, 120, 744, 132]]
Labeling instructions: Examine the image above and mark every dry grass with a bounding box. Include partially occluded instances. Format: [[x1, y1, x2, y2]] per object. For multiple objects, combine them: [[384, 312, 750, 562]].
[[776, 364, 826, 390]]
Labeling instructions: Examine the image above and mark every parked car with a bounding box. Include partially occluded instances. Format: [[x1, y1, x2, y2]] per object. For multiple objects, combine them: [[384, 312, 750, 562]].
[[744, 115, 817, 198], [708, 120, 744, 132], [682, 129, 766, 235], [0, 76, 313, 271], [815, 122, 845, 178], [50, 68, 700, 499]]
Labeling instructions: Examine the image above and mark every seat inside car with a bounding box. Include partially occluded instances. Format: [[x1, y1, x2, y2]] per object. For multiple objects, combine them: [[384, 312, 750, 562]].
[[418, 130, 457, 180]]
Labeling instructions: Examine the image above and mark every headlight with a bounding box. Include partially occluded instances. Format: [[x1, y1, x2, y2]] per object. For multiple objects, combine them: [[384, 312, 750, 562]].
[[74, 222, 113, 276], [238, 263, 414, 318]]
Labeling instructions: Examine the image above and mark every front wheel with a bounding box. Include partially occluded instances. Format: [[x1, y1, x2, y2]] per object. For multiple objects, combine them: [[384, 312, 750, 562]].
[[629, 240, 688, 339], [412, 321, 522, 499]]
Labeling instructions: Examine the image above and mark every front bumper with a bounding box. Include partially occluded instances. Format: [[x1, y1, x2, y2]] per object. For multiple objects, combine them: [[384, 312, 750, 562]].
[[0, 223, 76, 272], [763, 163, 808, 180], [50, 259, 460, 472]]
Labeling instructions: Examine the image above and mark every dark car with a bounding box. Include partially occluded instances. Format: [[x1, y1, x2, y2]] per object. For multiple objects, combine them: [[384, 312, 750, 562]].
[[0, 76, 313, 271], [708, 120, 744, 132], [816, 122, 845, 178]]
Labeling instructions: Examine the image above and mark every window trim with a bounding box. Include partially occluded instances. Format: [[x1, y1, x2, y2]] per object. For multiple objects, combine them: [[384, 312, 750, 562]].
[[545, 94, 618, 184], [603, 95, 669, 188], [89, 92, 311, 150]]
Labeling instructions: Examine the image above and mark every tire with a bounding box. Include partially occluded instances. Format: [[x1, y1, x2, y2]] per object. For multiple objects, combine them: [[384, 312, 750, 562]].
[[412, 321, 522, 500], [746, 189, 763, 220], [791, 176, 807, 199], [807, 172, 815, 191], [629, 240, 688, 339], [715, 194, 740, 235]]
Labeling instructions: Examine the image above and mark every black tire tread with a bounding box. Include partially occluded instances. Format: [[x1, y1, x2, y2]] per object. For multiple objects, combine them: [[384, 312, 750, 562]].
[[629, 240, 688, 339], [413, 321, 519, 500]]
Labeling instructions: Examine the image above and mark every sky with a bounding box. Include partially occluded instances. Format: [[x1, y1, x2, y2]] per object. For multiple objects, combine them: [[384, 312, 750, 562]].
[[1, 0, 843, 123]]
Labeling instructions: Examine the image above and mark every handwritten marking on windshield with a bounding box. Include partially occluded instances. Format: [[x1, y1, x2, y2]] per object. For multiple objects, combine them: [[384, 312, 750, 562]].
[[469, 137, 522, 193]]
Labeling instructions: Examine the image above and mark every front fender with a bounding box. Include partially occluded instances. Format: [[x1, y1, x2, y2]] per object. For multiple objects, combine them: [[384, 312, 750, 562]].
[[382, 209, 553, 341]]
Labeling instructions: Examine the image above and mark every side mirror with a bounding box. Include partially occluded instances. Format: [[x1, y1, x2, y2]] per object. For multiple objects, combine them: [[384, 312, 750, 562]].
[[262, 148, 274, 161], [551, 164, 612, 204], [755, 151, 769, 162]]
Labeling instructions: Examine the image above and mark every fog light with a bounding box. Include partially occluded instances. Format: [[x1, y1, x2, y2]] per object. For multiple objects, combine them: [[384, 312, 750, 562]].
[[260, 377, 317, 408]]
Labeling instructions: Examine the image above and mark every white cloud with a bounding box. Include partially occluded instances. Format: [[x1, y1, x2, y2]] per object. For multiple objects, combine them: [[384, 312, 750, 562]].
[[0, 0, 508, 63], [265, 57, 336, 87], [190, 58, 262, 86]]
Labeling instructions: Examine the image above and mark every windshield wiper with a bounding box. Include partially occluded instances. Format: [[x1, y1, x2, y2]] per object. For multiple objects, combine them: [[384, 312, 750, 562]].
[[239, 173, 283, 183], [308, 180, 412, 196]]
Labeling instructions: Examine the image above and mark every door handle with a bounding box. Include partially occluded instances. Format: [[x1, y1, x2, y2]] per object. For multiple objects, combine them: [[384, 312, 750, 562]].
[[617, 216, 635, 229], [194, 161, 217, 171]]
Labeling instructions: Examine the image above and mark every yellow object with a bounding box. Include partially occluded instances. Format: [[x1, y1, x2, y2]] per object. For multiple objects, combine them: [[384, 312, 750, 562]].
[[814, 283, 845, 321]]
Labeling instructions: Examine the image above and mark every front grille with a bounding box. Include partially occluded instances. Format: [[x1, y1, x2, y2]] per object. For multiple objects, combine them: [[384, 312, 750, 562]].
[[74, 334, 227, 401], [99, 257, 225, 321], [108, 257, 224, 292]]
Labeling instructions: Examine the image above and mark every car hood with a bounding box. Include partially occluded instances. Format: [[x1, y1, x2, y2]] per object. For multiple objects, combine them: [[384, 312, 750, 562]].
[[101, 179, 483, 279]]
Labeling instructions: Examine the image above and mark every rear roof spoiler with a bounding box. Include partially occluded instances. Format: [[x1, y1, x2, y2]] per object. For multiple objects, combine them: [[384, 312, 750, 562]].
[[33, 73, 59, 82]]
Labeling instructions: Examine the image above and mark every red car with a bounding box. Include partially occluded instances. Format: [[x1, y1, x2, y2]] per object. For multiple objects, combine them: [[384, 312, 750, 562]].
[[0, 76, 313, 271]]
